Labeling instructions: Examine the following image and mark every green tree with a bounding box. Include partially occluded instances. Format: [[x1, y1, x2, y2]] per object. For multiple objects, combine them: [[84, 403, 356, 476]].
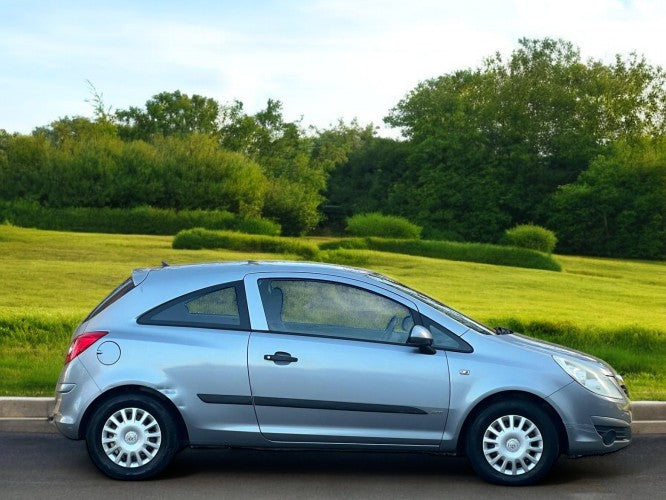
[[326, 136, 410, 228], [0, 134, 51, 202], [33, 116, 117, 146], [549, 139, 666, 259], [116, 91, 220, 140], [152, 134, 268, 217], [219, 99, 320, 233], [481, 39, 666, 220], [85, 80, 114, 124], [385, 38, 666, 242], [33, 82, 118, 145], [384, 69, 510, 241], [220, 100, 369, 234], [46, 132, 123, 207]]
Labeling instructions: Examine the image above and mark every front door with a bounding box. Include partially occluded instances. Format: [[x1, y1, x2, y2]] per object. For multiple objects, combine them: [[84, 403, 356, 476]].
[[245, 273, 450, 447]]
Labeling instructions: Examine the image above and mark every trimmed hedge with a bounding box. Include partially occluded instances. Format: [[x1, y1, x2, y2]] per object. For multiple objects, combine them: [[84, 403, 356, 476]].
[[317, 249, 370, 267], [0, 200, 280, 236], [346, 212, 422, 239], [320, 237, 562, 271], [502, 224, 557, 254], [172, 228, 375, 267], [172, 228, 318, 259]]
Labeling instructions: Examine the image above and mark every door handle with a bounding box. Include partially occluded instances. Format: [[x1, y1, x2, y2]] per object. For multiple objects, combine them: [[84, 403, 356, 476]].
[[264, 351, 298, 364]]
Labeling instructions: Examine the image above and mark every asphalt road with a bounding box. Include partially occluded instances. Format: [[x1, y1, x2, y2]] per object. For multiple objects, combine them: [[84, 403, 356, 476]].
[[1, 432, 664, 499]]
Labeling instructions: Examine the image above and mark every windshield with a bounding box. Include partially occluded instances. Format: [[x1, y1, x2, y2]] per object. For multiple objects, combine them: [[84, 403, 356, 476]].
[[370, 273, 496, 335]]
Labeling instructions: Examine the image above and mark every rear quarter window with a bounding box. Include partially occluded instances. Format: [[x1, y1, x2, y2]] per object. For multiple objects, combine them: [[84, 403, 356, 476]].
[[137, 281, 250, 330]]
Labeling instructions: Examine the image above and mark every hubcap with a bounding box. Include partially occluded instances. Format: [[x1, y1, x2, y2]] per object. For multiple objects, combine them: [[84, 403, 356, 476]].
[[101, 407, 162, 468], [506, 438, 520, 451], [482, 414, 543, 476]]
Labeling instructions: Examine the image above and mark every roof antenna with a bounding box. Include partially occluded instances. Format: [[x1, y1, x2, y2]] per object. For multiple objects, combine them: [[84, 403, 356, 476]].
[[161, 261, 170, 267]]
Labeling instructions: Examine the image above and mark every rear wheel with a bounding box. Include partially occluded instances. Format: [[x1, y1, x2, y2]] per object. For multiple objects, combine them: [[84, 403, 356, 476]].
[[465, 400, 560, 485], [85, 394, 179, 480]]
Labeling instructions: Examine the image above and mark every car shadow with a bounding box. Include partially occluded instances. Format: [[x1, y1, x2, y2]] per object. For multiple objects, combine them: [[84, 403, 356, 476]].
[[163, 446, 635, 486], [166, 448, 475, 479]]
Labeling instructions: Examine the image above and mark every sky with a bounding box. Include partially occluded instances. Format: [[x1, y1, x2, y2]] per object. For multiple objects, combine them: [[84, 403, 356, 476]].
[[1, 0, 665, 136]]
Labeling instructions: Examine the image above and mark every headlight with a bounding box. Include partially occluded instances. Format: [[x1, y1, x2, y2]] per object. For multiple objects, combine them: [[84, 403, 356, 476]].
[[553, 355, 624, 400]]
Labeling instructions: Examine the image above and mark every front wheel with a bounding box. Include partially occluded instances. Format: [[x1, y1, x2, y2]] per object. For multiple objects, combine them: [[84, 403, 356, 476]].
[[465, 400, 560, 486], [85, 394, 179, 480]]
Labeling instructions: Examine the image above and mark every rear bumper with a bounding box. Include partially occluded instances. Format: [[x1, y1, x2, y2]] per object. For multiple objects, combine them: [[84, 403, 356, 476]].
[[52, 359, 101, 440], [52, 394, 80, 439], [547, 382, 631, 456]]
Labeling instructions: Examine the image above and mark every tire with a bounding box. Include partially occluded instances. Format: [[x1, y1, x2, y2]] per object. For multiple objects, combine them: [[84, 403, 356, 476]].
[[85, 393, 179, 480], [465, 400, 560, 486]]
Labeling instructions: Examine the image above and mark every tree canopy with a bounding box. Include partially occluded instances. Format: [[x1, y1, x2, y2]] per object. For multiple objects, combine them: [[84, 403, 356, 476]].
[[116, 91, 220, 140], [370, 37, 666, 246], [1, 38, 664, 258]]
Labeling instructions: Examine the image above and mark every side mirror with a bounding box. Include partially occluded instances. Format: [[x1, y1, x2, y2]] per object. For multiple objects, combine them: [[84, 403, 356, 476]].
[[408, 325, 436, 354], [408, 325, 433, 346]]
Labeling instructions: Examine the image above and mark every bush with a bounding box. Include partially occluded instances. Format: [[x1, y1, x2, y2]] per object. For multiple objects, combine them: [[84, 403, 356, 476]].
[[263, 178, 324, 236], [0, 201, 280, 236], [320, 237, 561, 272], [318, 238, 370, 251], [0, 132, 270, 217], [502, 224, 557, 254], [346, 213, 422, 239], [172, 228, 318, 259], [548, 140, 666, 259]]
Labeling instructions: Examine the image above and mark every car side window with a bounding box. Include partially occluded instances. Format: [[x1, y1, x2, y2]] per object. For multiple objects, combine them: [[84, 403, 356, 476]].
[[258, 278, 414, 344], [421, 315, 473, 352], [138, 282, 248, 329]]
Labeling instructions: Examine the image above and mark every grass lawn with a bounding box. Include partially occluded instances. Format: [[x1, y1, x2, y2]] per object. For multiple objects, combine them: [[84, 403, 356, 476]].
[[1, 224, 664, 399]]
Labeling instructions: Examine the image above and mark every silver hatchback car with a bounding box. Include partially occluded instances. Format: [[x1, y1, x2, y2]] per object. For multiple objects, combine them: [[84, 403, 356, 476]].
[[52, 261, 631, 485]]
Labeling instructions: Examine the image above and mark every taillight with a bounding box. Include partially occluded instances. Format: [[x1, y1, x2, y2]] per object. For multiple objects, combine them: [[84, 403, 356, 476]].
[[65, 331, 108, 364]]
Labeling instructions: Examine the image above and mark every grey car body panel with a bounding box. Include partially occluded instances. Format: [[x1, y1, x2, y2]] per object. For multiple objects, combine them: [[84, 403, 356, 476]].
[[52, 261, 631, 458], [248, 331, 449, 446], [440, 333, 576, 451], [244, 271, 449, 447], [75, 320, 265, 446]]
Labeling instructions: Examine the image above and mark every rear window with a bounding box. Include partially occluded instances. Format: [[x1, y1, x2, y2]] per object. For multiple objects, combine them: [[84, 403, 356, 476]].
[[84, 278, 136, 322]]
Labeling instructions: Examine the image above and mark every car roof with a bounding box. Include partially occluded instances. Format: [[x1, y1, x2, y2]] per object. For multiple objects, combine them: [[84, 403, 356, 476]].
[[131, 260, 372, 286]]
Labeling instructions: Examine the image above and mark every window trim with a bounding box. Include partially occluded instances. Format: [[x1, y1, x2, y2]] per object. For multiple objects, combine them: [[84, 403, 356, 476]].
[[137, 281, 250, 331]]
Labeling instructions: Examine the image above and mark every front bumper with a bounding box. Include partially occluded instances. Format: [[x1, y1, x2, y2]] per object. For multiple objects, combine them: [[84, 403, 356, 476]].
[[547, 381, 631, 456]]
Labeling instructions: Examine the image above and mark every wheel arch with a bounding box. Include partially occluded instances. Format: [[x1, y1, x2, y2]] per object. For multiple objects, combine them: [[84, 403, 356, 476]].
[[455, 390, 569, 456], [78, 384, 190, 446]]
